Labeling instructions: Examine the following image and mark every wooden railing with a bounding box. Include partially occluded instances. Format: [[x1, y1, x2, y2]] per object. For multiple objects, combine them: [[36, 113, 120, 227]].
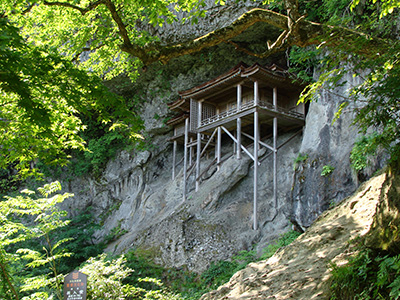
[[200, 100, 304, 127]]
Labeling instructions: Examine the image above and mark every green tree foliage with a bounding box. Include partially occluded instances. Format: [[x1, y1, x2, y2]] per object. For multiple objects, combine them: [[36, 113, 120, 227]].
[[294, 0, 400, 171], [80, 254, 181, 300], [330, 248, 400, 300], [0, 182, 73, 299], [0, 182, 179, 299], [1, 0, 216, 78], [0, 17, 141, 178]]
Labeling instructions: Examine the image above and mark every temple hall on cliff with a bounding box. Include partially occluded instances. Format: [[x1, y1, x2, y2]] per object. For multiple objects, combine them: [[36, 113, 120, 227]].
[[167, 62, 306, 229]]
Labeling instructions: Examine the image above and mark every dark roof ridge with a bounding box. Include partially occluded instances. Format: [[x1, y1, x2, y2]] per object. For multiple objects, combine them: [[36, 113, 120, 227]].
[[178, 63, 247, 98]]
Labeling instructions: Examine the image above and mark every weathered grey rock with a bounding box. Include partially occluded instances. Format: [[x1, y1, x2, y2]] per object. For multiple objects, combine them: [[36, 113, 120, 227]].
[[289, 72, 368, 230], [139, 0, 270, 44], [99, 132, 303, 272]]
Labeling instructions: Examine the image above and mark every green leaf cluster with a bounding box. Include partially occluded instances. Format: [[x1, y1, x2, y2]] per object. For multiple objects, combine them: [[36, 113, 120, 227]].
[[80, 254, 180, 300], [0, 17, 142, 178], [292, 0, 400, 172], [0, 182, 73, 299], [293, 153, 308, 170], [1, 0, 213, 79], [1, 182, 184, 300], [321, 165, 335, 177], [350, 133, 381, 171], [351, 55, 400, 170], [50, 208, 105, 275], [330, 248, 400, 299], [259, 230, 302, 260]]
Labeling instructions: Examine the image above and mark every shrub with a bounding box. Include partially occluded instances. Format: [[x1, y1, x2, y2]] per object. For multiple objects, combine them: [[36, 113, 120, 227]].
[[330, 248, 400, 300], [321, 165, 335, 177]]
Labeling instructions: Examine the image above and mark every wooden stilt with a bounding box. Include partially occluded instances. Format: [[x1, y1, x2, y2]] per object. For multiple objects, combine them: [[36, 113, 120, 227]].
[[253, 80, 260, 230], [233, 131, 237, 155], [196, 133, 201, 191], [221, 126, 254, 161], [172, 140, 177, 179], [254, 110, 259, 230], [254, 81, 259, 106], [273, 117, 278, 209], [237, 84, 242, 159], [273, 87, 278, 208], [196, 101, 202, 191], [189, 137, 193, 166], [217, 126, 221, 171], [183, 118, 189, 201]]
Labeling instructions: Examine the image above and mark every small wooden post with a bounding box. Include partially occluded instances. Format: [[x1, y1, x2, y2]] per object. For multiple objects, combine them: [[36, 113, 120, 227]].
[[183, 118, 189, 201], [215, 107, 220, 160], [237, 84, 242, 159], [233, 131, 237, 155]]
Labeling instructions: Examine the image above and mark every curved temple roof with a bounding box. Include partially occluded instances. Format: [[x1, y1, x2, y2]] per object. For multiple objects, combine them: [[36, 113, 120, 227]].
[[177, 62, 303, 100]]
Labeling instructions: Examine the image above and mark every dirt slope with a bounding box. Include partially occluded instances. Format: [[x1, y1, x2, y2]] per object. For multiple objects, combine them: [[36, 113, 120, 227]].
[[200, 172, 388, 300]]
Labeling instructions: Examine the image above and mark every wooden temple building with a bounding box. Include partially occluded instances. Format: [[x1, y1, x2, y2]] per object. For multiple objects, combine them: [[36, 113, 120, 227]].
[[167, 62, 306, 229]]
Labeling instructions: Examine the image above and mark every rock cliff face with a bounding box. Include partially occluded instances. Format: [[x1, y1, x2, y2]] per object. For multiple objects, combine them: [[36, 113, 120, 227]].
[[59, 3, 374, 272]]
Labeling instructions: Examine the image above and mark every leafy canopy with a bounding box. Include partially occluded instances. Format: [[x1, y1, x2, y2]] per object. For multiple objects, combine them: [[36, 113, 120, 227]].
[[0, 17, 141, 177], [1, 0, 220, 79]]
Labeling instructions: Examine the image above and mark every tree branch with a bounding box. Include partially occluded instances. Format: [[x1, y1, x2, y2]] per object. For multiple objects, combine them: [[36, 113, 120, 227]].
[[122, 8, 293, 65], [71, 44, 106, 62], [43, 0, 105, 15], [33, 0, 387, 67], [123, 6, 385, 66], [104, 0, 135, 54], [0, 254, 19, 300]]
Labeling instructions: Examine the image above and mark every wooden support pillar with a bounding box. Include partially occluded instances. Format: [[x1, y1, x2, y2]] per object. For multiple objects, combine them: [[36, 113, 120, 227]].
[[217, 126, 221, 171], [183, 118, 189, 201], [254, 80, 260, 152], [196, 135, 201, 191], [273, 117, 278, 209], [233, 131, 237, 155], [253, 109, 259, 230], [189, 137, 193, 166], [273, 87, 278, 208], [254, 80, 259, 106], [237, 84, 242, 159], [172, 139, 177, 179], [196, 101, 202, 191]]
